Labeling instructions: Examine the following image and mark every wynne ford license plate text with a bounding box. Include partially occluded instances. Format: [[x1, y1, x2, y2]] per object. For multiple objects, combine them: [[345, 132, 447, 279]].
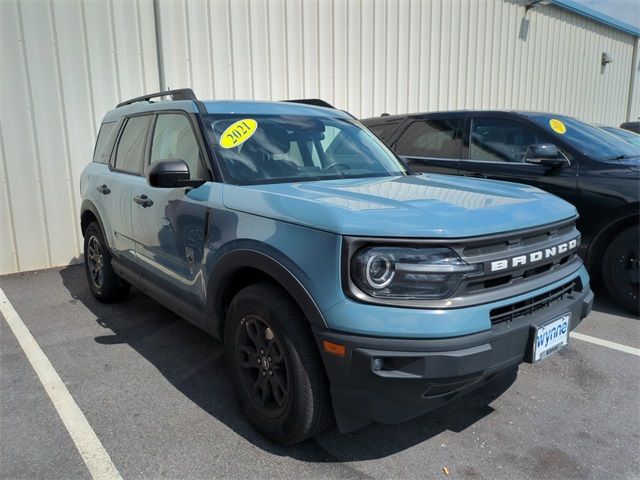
[[532, 313, 570, 362]]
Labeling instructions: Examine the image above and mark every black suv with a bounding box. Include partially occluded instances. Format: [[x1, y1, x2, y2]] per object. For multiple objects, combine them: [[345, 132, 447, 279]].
[[363, 111, 639, 313]]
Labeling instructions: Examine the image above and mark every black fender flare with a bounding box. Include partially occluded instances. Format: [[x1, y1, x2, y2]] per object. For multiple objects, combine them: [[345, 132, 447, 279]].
[[206, 246, 327, 338], [80, 199, 112, 250]]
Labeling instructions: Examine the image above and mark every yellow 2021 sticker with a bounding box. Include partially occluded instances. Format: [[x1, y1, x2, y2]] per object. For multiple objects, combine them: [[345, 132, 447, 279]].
[[220, 119, 258, 149], [549, 118, 566, 135]]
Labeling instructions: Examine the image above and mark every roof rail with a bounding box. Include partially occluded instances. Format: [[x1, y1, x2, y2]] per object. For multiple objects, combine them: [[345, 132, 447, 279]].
[[116, 88, 207, 114], [283, 98, 336, 109]]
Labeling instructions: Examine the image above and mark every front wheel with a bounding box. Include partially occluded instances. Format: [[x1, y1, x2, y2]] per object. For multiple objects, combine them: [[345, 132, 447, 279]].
[[602, 226, 639, 315], [224, 283, 332, 444]]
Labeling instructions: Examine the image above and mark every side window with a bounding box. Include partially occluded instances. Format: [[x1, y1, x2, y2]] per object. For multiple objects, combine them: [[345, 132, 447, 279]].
[[150, 114, 205, 179], [367, 122, 397, 143], [469, 118, 542, 163], [114, 116, 151, 174], [394, 119, 462, 159], [92, 122, 117, 163]]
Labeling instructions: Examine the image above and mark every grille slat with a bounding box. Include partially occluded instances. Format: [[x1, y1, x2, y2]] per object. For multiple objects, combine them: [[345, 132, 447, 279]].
[[490, 279, 581, 325], [462, 222, 576, 258]]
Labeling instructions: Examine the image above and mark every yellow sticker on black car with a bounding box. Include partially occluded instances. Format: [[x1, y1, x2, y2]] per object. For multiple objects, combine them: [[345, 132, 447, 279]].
[[220, 119, 258, 149], [549, 118, 566, 134]]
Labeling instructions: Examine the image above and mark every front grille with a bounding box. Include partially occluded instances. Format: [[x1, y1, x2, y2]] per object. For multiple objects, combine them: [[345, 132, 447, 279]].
[[462, 221, 576, 258], [490, 278, 582, 325]]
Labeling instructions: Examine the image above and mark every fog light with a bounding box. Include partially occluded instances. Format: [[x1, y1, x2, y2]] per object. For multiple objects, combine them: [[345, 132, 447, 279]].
[[372, 357, 384, 371]]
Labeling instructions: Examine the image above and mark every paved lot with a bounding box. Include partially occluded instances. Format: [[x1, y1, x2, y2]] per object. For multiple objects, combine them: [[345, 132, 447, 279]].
[[1, 265, 639, 479]]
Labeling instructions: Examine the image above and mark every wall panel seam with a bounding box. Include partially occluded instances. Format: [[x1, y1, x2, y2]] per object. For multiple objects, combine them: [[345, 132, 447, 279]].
[[226, 0, 236, 98], [206, 0, 215, 98], [183, 0, 194, 87], [246, 0, 255, 99], [0, 122, 20, 271], [48, 0, 81, 259], [134, 0, 147, 93], [108, 0, 122, 100], [79, 1, 97, 138], [16, 0, 53, 267]]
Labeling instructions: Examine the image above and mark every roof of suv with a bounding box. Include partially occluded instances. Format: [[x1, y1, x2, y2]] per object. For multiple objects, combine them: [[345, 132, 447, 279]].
[[361, 110, 572, 124], [103, 91, 352, 123]]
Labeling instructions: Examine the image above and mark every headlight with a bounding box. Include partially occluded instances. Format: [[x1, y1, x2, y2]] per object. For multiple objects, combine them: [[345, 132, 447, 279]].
[[351, 246, 481, 300]]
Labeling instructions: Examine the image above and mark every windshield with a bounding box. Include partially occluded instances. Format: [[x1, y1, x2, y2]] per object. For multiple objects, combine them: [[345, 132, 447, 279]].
[[600, 126, 640, 149], [527, 114, 640, 161], [206, 114, 408, 185]]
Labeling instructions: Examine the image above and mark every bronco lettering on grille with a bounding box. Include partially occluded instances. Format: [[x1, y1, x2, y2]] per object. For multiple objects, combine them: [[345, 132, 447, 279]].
[[490, 238, 579, 272]]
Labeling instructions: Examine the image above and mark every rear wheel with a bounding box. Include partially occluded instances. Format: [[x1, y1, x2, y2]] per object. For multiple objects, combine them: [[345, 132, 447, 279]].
[[224, 283, 332, 444], [602, 226, 639, 315], [83, 222, 130, 302]]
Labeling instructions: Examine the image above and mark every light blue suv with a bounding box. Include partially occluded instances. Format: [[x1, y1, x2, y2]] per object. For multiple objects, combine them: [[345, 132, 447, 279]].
[[80, 89, 593, 444]]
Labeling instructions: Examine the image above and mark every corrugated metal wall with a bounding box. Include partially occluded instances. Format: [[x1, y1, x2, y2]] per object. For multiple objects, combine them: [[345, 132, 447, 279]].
[[1, 0, 639, 275], [158, 0, 639, 122], [0, 0, 159, 274]]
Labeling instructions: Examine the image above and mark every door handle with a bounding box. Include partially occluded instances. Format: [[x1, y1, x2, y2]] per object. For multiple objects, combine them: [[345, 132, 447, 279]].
[[467, 173, 487, 179], [96, 184, 111, 195], [133, 194, 154, 208]]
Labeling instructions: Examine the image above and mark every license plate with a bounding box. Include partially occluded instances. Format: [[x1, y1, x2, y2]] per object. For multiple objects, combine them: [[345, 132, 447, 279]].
[[532, 313, 570, 363]]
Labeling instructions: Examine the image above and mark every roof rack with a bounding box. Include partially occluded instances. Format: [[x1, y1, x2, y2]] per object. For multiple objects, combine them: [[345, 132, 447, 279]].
[[116, 88, 207, 114], [283, 99, 336, 109]]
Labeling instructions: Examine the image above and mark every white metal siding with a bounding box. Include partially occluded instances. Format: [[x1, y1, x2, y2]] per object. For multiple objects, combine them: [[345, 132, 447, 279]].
[[0, 0, 638, 274], [0, 0, 158, 274], [157, 0, 638, 122]]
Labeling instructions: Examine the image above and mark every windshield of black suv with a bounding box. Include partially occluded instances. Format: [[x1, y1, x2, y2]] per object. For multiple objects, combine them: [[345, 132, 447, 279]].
[[527, 114, 640, 161], [600, 126, 640, 149], [206, 114, 409, 185]]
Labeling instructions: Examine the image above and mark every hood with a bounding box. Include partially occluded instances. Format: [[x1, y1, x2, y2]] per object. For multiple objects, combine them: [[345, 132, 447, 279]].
[[222, 174, 577, 238], [615, 156, 640, 173]]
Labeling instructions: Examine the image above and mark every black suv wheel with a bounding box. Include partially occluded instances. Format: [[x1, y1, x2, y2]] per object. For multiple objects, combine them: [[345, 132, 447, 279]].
[[83, 222, 130, 302], [224, 283, 332, 444], [602, 226, 639, 315]]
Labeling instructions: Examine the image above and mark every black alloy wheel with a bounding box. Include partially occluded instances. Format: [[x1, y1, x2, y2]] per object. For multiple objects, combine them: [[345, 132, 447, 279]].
[[603, 226, 640, 315], [224, 283, 332, 444], [86, 235, 104, 289], [83, 222, 130, 302], [235, 314, 290, 418]]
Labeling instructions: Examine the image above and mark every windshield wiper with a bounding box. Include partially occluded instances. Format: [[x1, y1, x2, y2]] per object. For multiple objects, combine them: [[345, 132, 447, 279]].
[[602, 154, 629, 161]]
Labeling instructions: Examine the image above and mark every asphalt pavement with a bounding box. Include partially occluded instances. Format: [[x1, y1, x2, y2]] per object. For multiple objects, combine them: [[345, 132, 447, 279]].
[[1, 265, 639, 479]]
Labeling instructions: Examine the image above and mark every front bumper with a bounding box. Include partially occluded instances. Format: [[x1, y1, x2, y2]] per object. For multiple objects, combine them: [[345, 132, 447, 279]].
[[315, 282, 593, 433]]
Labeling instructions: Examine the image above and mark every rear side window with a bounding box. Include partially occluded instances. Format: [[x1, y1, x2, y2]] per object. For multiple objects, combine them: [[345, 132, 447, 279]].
[[395, 119, 462, 159], [114, 116, 151, 174], [92, 122, 117, 163], [367, 123, 398, 142], [469, 118, 542, 163]]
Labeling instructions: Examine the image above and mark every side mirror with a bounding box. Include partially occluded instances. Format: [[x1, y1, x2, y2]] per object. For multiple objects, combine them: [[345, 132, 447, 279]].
[[524, 144, 568, 168], [147, 160, 205, 188]]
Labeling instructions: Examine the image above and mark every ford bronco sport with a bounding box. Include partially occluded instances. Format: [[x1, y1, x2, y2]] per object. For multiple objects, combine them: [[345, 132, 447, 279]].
[[80, 89, 593, 444]]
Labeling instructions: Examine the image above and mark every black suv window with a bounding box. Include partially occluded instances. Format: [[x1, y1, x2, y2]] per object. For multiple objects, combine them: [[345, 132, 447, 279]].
[[469, 118, 542, 163], [150, 114, 206, 179], [93, 122, 117, 163], [368, 123, 398, 142], [394, 118, 462, 159], [114, 116, 151, 174]]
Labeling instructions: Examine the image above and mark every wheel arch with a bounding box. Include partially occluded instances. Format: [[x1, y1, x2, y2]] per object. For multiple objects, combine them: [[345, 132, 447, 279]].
[[586, 208, 639, 275], [206, 248, 327, 340], [80, 199, 115, 253]]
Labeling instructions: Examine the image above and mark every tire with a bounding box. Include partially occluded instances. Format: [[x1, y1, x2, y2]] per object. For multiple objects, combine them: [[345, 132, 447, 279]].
[[83, 222, 130, 302], [602, 226, 639, 315], [224, 282, 332, 444]]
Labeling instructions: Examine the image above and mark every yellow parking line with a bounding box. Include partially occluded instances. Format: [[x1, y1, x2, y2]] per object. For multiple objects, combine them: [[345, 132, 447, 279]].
[[0, 287, 122, 480], [570, 332, 640, 357]]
